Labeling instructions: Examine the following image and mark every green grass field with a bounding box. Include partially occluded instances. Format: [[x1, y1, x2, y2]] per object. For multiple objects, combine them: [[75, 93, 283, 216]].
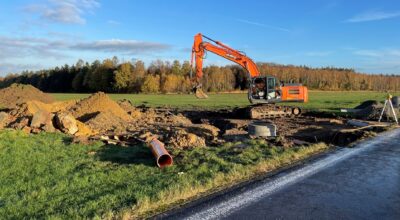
[[0, 130, 327, 219], [52, 91, 400, 111], [1, 91, 398, 218]]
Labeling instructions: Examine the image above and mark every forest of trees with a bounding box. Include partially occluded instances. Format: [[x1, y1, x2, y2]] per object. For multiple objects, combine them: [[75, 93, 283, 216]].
[[1, 56, 400, 93]]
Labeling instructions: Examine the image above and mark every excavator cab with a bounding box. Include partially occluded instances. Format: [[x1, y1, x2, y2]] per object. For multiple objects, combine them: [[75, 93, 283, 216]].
[[249, 76, 281, 104], [248, 76, 308, 105]]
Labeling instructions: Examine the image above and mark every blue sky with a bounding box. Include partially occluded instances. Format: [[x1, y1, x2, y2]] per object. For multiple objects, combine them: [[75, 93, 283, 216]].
[[1, 0, 400, 76]]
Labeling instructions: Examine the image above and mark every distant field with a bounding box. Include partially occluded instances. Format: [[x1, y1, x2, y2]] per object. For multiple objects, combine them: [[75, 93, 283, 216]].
[[52, 91, 400, 111]]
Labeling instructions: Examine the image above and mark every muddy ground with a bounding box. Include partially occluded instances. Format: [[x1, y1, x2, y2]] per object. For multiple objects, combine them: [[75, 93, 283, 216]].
[[0, 84, 392, 150]]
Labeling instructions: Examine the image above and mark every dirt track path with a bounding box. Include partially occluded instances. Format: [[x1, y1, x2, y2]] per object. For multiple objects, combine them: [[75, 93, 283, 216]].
[[159, 128, 400, 220]]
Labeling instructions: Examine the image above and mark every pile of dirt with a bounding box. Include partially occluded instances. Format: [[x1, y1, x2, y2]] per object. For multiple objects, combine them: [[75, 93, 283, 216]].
[[354, 100, 380, 109], [69, 92, 132, 122], [167, 129, 206, 148], [0, 84, 54, 109], [354, 100, 399, 120], [0, 84, 219, 148], [10, 100, 77, 117], [0, 88, 136, 135], [116, 99, 141, 117], [85, 111, 128, 133]]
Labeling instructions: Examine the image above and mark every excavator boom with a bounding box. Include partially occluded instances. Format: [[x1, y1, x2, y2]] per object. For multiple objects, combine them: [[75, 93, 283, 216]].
[[192, 33, 260, 80]]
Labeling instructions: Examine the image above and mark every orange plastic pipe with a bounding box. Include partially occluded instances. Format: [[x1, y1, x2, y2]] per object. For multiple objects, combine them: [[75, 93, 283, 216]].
[[148, 138, 173, 168]]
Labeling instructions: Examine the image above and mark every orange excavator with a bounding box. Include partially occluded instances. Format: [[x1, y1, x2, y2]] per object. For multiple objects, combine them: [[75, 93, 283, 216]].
[[190, 33, 308, 119]]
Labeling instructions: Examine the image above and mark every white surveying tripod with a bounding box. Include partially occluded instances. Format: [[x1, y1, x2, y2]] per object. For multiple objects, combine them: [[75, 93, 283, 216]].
[[378, 93, 398, 124]]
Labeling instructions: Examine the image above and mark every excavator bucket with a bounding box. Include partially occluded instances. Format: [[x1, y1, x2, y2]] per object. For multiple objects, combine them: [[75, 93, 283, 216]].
[[194, 87, 209, 99]]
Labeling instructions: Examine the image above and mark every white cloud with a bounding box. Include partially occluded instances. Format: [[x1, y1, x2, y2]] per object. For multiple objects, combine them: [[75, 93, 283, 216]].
[[25, 0, 100, 25], [0, 36, 67, 59], [0, 35, 171, 74], [346, 10, 400, 23], [71, 39, 171, 54], [0, 35, 170, 61], [236, 19, 290, 32]]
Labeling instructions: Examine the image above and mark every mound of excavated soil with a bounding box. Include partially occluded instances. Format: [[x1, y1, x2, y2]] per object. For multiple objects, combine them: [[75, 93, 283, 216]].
[[0, 84, 54, 109], [353, 100, 399, 120], [85, 111, 128, 133], [69, 92, 132, 122], [167, 129, 206, 148], [355, 100, 380, 109], [10, 100, 78, 117]]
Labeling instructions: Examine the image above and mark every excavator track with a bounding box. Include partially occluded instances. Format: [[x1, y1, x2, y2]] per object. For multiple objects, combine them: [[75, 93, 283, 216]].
[[247, 104, 302, 119]]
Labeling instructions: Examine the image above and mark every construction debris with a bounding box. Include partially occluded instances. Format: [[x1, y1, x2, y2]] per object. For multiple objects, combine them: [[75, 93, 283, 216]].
[[55, 112, 79, 135]]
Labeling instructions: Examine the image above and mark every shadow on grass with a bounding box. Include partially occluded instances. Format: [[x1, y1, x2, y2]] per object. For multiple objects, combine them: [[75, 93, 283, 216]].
[[96, 144, 155, 166], [60, 136, 156, 166]]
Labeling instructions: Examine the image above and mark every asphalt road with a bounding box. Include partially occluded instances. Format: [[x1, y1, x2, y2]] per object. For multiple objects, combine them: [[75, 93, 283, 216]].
[[161, 128, 400, 220]]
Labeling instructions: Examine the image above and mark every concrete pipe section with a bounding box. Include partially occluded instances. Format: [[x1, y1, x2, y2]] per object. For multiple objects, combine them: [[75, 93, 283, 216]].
[[248, 121, 277, 137], [149, 138, 173, 168]]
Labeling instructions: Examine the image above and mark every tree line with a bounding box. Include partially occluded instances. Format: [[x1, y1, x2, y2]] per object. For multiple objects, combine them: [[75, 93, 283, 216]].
[[1, 56, 399, 93]]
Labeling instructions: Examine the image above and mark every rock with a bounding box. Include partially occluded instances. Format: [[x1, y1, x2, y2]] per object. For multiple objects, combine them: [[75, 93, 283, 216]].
[[75, 120, 97, 136], [0, 112, 10, 129], [10, 117, 30, 130], [21, 126, 32, 134], [42, 123, 56, 133], [55, 112, 78, 135], [30, 109, 53, 128]]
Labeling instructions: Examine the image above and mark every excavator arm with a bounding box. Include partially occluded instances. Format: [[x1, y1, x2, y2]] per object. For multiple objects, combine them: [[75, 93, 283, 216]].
[[191, 33, 260, 98]]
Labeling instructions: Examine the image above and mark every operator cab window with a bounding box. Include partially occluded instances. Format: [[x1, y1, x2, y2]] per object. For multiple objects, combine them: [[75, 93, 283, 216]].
[[267, 77, 276, 99]]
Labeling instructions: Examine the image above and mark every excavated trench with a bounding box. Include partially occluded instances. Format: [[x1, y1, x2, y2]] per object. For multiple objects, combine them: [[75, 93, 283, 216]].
[[179, 108, 380, 147]]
